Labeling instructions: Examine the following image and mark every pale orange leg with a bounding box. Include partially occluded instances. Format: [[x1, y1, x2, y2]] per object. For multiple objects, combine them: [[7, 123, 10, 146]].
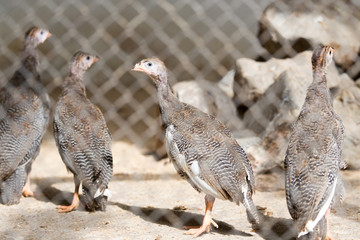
[[22, 174, 34, 197], [325, 208, 335, 240], [57, 178, 80, 213], [184, 195, 218, 237]]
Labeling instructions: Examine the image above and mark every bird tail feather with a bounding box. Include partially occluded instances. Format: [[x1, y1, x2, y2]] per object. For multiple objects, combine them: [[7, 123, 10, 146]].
[[241, 185, 260, 228]]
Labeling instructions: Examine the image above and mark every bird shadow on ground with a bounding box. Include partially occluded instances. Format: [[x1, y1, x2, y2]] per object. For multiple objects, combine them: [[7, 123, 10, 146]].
[[255, 208, 297, 240], [31, 172, 179, 205], [112, 172, 180, 181], [32, 177, 86, 211], [112, 201, 254, 237], [332, 201, 359, 220]]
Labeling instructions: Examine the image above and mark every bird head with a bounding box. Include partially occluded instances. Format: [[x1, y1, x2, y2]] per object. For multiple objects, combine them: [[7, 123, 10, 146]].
[[70, 51, 99, 74], [311, 46, 334, 71], [24, 26, 51, 47], [132, 57, 167, 83]]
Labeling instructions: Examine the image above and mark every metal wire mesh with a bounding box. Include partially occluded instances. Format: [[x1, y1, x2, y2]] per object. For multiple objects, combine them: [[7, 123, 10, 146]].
[[0, 0, 271, 148], [0, 0, 359, 239]]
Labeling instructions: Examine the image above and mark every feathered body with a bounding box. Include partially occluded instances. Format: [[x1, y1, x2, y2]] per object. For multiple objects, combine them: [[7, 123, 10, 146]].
[[163, 96, 256, 210], [54, 51, 113, 212], [133, 58, 259, 236], [285, 46, 345, 239], [0, 27, 50, 205]]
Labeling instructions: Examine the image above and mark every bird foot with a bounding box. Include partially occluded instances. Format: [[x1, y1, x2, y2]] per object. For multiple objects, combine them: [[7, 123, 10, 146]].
[[184, 218, 218, 237], [57, 204, 77, 213], [325, 234, 335, 240], [57, 192, 80, 213], [22, 187, 34, 197]]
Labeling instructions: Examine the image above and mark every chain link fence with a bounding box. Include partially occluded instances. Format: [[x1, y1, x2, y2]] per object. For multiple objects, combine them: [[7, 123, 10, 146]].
[[1, 0, 359, 239], [0, 0, 271, 147]]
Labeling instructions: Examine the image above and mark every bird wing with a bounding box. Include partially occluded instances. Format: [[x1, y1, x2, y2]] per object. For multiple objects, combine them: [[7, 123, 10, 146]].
[[285, 130, 340, 234], [332, 112, 346, 168], [0, 87, 46, 179], [54, 94, 112, 189], [165, 123, 228, 199], [166, 109, 254, 203]]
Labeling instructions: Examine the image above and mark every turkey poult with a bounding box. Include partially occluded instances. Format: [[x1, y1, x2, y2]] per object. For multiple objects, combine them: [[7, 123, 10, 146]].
[[285, 46, 345, 240], [0, 27, 51, 205], [132, 58, 260, 237], [54, 51, 113, 213]]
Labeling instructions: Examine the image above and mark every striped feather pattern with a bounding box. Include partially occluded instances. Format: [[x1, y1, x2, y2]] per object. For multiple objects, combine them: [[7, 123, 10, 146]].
[[285, 46, 344, 239], [54, 51, 113, 211], [134, 57, 259, 226], [0, 27, 50, 205]]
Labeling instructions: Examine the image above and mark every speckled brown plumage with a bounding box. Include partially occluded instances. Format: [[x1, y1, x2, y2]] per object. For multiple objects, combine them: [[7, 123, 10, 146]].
[[285, 46, 345, 240], [0, 26, 50, 205], [54, 51, 113, 213], [133, 57, 259, 237]]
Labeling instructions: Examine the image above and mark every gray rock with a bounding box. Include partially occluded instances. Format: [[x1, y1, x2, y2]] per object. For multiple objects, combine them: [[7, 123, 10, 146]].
[[217, 70, 235, 98], [235, 51, 340, 109], [356, 78, 360, 88], [259, 0, 360, 70], [241, 53, 360, 171], [333, 74, 360, 169], [243, 71, 302, 173]]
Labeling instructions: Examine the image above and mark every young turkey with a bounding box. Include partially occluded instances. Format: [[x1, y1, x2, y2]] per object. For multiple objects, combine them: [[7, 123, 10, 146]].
[[285, 46, 345, 240], [132, 57, 259, 237], [0, 26, 51, 205], [54, 51, 113, 212]]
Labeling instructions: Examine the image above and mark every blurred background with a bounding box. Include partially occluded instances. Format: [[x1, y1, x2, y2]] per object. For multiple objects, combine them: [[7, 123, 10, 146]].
[[0, 0, 266, 149], [1, 0, 360, 239], [0, 0, 352, 144], [0, 0, 359, 153]]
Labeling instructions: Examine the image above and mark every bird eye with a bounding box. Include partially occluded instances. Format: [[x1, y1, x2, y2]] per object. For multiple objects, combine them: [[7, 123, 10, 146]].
[[147, 62, 152, 67], [40, 31, 44, 35], [86, 56, 90, 60]]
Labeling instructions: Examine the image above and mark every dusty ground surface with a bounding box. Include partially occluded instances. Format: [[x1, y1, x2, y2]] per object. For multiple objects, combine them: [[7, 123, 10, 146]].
[[1, 140, 359, 240]]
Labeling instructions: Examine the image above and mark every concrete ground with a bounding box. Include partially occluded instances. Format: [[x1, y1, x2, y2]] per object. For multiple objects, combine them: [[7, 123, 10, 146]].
[[1, 140, 359, 240]]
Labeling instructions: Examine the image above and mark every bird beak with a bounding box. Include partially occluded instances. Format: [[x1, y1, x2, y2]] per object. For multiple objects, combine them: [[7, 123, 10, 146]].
[[93, 56, 100, 63], [132, 63, 146, 73], [45, 32, 52, 40]]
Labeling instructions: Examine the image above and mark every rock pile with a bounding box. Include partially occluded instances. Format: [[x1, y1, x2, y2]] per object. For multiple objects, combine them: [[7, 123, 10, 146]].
[[235, 52, 360, 172], [259, 0, 360, 71]]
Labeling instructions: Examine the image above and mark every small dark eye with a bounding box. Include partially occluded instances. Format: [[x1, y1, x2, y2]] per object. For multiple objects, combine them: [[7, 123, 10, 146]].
[[147, 62, 152, 67], [40, 31, 44, 35], [86, 56, 90, 60]]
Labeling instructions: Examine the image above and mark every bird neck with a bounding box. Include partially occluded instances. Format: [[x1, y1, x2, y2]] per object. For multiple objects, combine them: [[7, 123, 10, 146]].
[[155, 75, 181, 125], [63, 72, 87, 96], [9, 45, 40, 87], [22, 42, 39, 63], [306, 69, 332, 106]]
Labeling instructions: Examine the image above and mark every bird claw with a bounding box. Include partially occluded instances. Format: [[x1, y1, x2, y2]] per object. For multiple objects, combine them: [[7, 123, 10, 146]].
[[22, 179, 34, 197], [22, 188, 34, 197], [325, 234, 335, 240], [184, 227, 210, 238], [184, 219, 218, 237], [56, 205, 77, 213], [211, 219, 218, 228]]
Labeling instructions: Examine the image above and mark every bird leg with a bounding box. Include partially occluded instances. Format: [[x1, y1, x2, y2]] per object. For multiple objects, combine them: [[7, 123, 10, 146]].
[[57, 178, 80, 213], [22, 173, 34, 197], [325, 208, 335, 240], [184, 194, 218, 237]]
